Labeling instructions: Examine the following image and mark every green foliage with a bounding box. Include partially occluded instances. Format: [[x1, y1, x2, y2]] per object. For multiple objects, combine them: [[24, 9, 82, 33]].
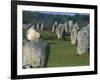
[[72, 13, 89, 27], [40, 31, 89, 67], [23, 11, 89, 30]]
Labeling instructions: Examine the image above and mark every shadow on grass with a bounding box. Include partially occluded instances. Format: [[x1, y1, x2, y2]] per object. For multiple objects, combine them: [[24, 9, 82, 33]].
[[43, 43, 50, 67], [48, 42, 56, 45], [41, 36, 56, 40]]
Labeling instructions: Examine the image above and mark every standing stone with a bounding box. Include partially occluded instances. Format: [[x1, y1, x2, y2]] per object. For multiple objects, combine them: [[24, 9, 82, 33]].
[[77, 26, 89, 55], [56, 23, 65, 39], [23, 23, 32, 30], [82, 25, 90, 50], [72, 22, 79, 30], [86, 24, 90, 50], [41, 23, 44, 31], [52, 21, 57, 32], [70, 28, 78, 45], [27, 27, 40, 41], [68, 20, 73, 32], [23, 27, 49, 68], [22, 40, 49, 68], [27, 23, 33, 29], [64, 21, 68, 33], [23, 24, 27, 29], [36, 23, 40, 30], [32, 24, 36, 30], [70, 22, 79, 45]]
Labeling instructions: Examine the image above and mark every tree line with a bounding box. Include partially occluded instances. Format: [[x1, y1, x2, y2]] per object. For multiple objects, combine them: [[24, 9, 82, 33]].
[[23, 11, 89, 30]]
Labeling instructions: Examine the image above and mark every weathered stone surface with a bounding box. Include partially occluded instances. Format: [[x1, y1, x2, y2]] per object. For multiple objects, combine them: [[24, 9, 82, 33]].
[[70, 28, 78, 45], [77, 26, 89, 55], [22, 39, 49, 68], [31, 24, 36, 30], [23, 24, 28, 29], [52, 21, 57, 32], [56, 23, 65, 39], [36, 23, 40, 30], [23, 23, 32, 30], [86, 24, 90, 49], [64, 21, 68, 33], [72, 22, 79, 30], [41, 23, 44, 31], [27, 27, 40, 41], [70, 22, 79, 45], [68, 20, 73, 32]]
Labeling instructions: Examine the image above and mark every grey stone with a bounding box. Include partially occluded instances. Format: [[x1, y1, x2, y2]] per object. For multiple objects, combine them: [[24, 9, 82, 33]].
[[52, 21, 57, 32], [41, 23, 44, 31], [68, 20, 73, 32], [64, 21, 68, 33], [22, 39, 50, 68], [23, 24, 28, 29], [31, 24, 36, 30], [72, 22, 79, 30], [27, 27, 40, 41], [36, 23, 40, 30], [77, 26, 89, 55], [70, 28, 78, 45], [56, 23, 65, 39], [70, 22, 79, 45]]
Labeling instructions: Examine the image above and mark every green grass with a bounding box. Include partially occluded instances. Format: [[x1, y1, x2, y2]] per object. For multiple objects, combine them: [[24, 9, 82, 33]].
[[40, 31, 89, 67]]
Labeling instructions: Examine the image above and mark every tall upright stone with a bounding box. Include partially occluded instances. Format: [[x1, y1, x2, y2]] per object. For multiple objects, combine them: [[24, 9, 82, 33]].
[[56, 23, 65, 39], [70, 28, 78, 45], [52, 21, 57, 32], [64, 21, 68, 33], [77, 26, 89, 55], [36, 23, 40, 30], [68, 20, 73, 32], [41, 23, 44, 31]]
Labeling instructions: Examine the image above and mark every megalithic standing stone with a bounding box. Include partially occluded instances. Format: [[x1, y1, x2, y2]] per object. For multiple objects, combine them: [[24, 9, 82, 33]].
[[64, 21, 68, 33], [36, 23, 40, 30], [68, 20, 73, 32], [70, 28, 78, 45], [52, 21, 57, 32], [41, 23, 44, 31], [77, 27, 89, 55], [56, 23, 65, 39]]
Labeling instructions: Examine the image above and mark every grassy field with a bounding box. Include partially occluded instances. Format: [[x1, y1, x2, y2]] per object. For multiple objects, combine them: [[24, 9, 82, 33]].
[[40, 31, 89, 67]]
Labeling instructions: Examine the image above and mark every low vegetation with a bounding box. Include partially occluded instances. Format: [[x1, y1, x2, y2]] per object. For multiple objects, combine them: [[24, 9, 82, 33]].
[[40, 31, 89, 67]]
